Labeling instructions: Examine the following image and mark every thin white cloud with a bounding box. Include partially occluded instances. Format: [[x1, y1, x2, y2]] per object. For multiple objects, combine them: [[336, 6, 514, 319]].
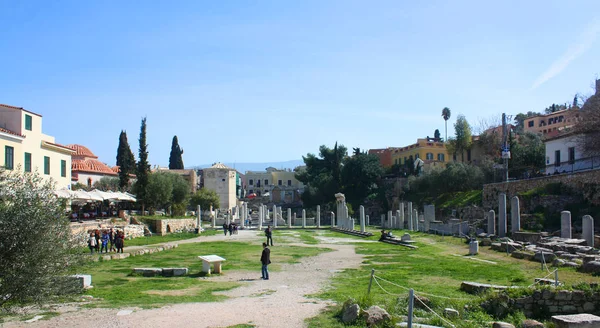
[[531, 19, 600, 90]]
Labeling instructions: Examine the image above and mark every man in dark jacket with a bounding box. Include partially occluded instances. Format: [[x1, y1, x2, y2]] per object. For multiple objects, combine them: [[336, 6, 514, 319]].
[[265, 226, 273, 246], [260, 242, 271, 280]]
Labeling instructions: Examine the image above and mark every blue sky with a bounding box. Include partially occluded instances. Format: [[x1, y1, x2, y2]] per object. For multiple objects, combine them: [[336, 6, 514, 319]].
[[1, 1, 599, 168]]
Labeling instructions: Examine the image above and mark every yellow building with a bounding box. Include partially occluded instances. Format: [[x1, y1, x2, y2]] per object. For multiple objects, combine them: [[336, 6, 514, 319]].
[[0, 104, 74, 189], [523, 109, 580, 136], [391, 137, 449, 168]]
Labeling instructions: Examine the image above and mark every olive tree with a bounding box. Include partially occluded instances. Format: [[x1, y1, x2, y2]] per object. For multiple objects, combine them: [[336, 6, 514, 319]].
[[0, 168, 82, 307]]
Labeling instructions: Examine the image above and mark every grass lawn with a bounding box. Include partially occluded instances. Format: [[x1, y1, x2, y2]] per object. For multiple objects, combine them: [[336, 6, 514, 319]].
[[125, 230, 218, 247], [304, 229, 598, 328], [80, 240, 328, 308]]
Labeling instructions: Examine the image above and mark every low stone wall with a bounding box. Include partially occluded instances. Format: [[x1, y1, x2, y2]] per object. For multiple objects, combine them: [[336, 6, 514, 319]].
[[145, 219, 197, 236], [70, 221, 145, 246], [482, 169, 600, 209], [511, 289, 600, 319]]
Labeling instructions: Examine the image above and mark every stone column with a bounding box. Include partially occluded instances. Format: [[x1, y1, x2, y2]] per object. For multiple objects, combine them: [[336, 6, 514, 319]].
[[399, 202, 405, 230], [511, 196, 520, 233], [413, 209, 419, 231], [498, 193, 507, 238], [407, 202, 413, 231], [287, 208, 292, 228], [293, 212, 296, 226], [359, 205, 366, 232], [345, 205, 350, 229], [380, 214, 385, 229], [487, 210, 495, 235], [226, 209, 230, 225], [302, 209, 306, 228], [272, 205, 278, 228], [350, 219, 355, 230], [258, 206, 263, 231], [240, 204, 246, 228], [561, 211, 572, 239], [316, 205, 321, 228], [387, 211, 393, 229], [331, 212, 335, 227], [424, 205, 435, 232], [366, 215, 370, 226], [196, 205, 201, 228], [582, 215, 594, 247]]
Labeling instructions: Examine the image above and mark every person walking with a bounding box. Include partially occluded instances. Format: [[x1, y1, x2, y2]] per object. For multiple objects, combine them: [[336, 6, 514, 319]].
[[109, 228, 116, 252], [222, 222, 228, 236], [265, 225, 273, 246], [87, 232, 97, 254], [260, 242, 271, 280], [100, 230, 109, 253]]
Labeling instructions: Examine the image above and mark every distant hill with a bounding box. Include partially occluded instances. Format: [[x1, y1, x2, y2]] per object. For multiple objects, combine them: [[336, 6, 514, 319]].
[[190, 160, 304, 173]]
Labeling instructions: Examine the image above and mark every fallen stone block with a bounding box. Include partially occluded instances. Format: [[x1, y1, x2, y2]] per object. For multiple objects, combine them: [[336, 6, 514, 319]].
[[534, 251, 557, 263], [580, 261, 600, 274], [162, 268, 188, 277], [102, 255, 112, 261], [133, 268, 162, 277], [551, 313, 600, 328], [69, 274, 92, 288]]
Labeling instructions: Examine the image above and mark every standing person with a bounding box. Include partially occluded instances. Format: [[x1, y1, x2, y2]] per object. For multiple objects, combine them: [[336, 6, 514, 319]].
[[100, 230, 109, 253], [222, 222, 228, 236], [265, 225, 273, 246], [115, 231, 125, 253], [109, 228, 116, 252], [228, 223, 234, 236], [94, 230, 101, 253], [260, 242, 271, 280], [88, 232, 97, 254]]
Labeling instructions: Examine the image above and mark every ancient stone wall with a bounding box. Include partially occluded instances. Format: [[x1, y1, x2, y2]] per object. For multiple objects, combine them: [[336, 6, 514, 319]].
[[511, 289, 600, 319], [70, 220, 145, 246], [482, 169, 600, 209], [146, 219, 197, 236]]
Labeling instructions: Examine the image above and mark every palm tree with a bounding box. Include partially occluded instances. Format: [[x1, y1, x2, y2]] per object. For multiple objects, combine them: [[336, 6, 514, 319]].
[[441, 107, 451, 142]]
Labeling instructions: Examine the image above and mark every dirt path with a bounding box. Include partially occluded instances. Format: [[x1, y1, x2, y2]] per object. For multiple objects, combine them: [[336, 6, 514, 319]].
[[6, 231, 367, 328]]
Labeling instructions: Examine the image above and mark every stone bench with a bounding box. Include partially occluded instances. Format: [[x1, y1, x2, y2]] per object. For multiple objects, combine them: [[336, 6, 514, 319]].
[[330, 227, 373, 238], [552, 313, 600, 328], [132, 267, 188, 277], [69, 274, 92, 289], [198, 255, 226, 274]]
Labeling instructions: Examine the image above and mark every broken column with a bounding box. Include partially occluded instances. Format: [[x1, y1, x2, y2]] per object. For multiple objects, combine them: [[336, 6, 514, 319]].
[[413, 209, 419, 231], [407, 202, 413, 231], [287, 208, 292, 228], [366, 215, 370, 226], [399, 202, 405, 229], [258, 205, 263, 230], [424, 205, 435, 232], [359, 205, 366, 233], [380, 214, 385, 229], [240, 204, 246, 228], [511, 196, 520, 233], [387, 210, 393, 229], [316, 205, 321, 228], [302, 209, 306, 228], [498, 193, 507, 238], [272, 205, 278, 228], [582, 215, 594, 247], [561, 211, 572, 239], [488, 210, 496, 235]]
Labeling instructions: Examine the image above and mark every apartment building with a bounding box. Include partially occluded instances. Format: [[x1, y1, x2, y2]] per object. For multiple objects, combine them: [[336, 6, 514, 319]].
[[0, 104, 74, 189], [523, 109, 581, 136], [390, 137, 449, 167]]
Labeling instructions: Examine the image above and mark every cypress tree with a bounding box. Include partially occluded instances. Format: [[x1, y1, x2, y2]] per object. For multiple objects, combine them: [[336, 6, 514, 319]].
[[135, 117, 150, 211], [168, 135, 184, 169], [116, 130, 136, 189]]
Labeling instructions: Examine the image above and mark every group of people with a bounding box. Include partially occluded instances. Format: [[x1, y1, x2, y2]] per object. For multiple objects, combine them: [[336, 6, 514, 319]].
[[222, 222, 239, 236], [379, 230, 395, 241], [87, 228, 125, 254]]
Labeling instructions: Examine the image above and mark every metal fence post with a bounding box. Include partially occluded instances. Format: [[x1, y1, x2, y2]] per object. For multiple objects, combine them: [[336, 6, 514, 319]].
[[408, 288, 414, 328], [367, 269, 375, 295], [555, 270, 559, 287]]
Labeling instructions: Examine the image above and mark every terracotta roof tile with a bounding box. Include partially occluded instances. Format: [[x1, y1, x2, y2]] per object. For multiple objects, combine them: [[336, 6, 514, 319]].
[[72, 158, 117, 175], [66, 144, 98, 159], [0, 127, 25, 138]]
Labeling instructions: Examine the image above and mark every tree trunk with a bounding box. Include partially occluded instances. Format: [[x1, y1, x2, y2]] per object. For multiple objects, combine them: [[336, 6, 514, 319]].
[[445, 120, 447, 141]]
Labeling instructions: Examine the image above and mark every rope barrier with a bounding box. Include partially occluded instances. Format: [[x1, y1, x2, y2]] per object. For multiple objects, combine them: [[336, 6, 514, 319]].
[[372, 276, 406, 296], [528, 269, 558, 288], [414, 296, 457, 328], [374, 275, 471, 301]]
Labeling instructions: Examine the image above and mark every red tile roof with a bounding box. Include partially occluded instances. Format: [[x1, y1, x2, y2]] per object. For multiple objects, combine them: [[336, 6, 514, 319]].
[[67, 144, 98, 159], [72, 158, 118, 175], [0, 104, 42, 117], [0, 127, 25, 138]]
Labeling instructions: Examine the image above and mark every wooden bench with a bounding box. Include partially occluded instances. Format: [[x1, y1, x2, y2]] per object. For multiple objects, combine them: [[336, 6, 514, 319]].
[[198, 255, 226, 274], [330, 227, 373, 238]]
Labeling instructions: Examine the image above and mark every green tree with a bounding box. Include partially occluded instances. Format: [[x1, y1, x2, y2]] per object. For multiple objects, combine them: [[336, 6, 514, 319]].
[[341, 152, 384, 210], [134, 117, 150, 212], [168, 173, 190, 215], [145, 172, 173, 212], [544, 103, 567, 114], [296, 143, 347, 208], [441, 107, 451, 142], [168, 135, 184, 169], [0, 168, 82, 307], [190, 188, 220, 210], [93, 177, 120, 191], [434, 129, 441, 140], [509, 132, 546, 177], [454, 114, 473, 162], [116, 130, 136, 189]]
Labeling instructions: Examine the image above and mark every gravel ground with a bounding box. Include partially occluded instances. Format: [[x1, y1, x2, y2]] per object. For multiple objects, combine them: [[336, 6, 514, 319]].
[[4, 230, 366, 328]]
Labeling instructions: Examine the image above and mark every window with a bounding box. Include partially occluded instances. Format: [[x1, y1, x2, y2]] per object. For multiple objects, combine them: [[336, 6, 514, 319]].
[[44, 156, 50, 175], [264, 179, 269, 186], [24, 152, 31, 172], [278, 180, 282, 186], [554, 150, 561, 167], [437, 153, 445, 162], [4, 146, 14, 170], [249, 179, 254, 185], [25, 114, 32, 131], [426, 153, 433, 160], [568, 147, 575, 164], [287, 180, 292, 186], [467, 149, 472, 161], [528, 121, 534, 127], [256, 180, 261, 187], [61, 159, 66, 177]]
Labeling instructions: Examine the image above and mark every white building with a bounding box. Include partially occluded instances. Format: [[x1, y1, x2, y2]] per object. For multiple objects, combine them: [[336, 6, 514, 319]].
[[544, 132, 600, 174], [202, 162, 237, 210], [0, 104, 74, 189]]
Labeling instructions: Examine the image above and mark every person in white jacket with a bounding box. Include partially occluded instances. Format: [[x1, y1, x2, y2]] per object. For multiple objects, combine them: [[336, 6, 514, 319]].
[[88, 232, 97, 254]]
